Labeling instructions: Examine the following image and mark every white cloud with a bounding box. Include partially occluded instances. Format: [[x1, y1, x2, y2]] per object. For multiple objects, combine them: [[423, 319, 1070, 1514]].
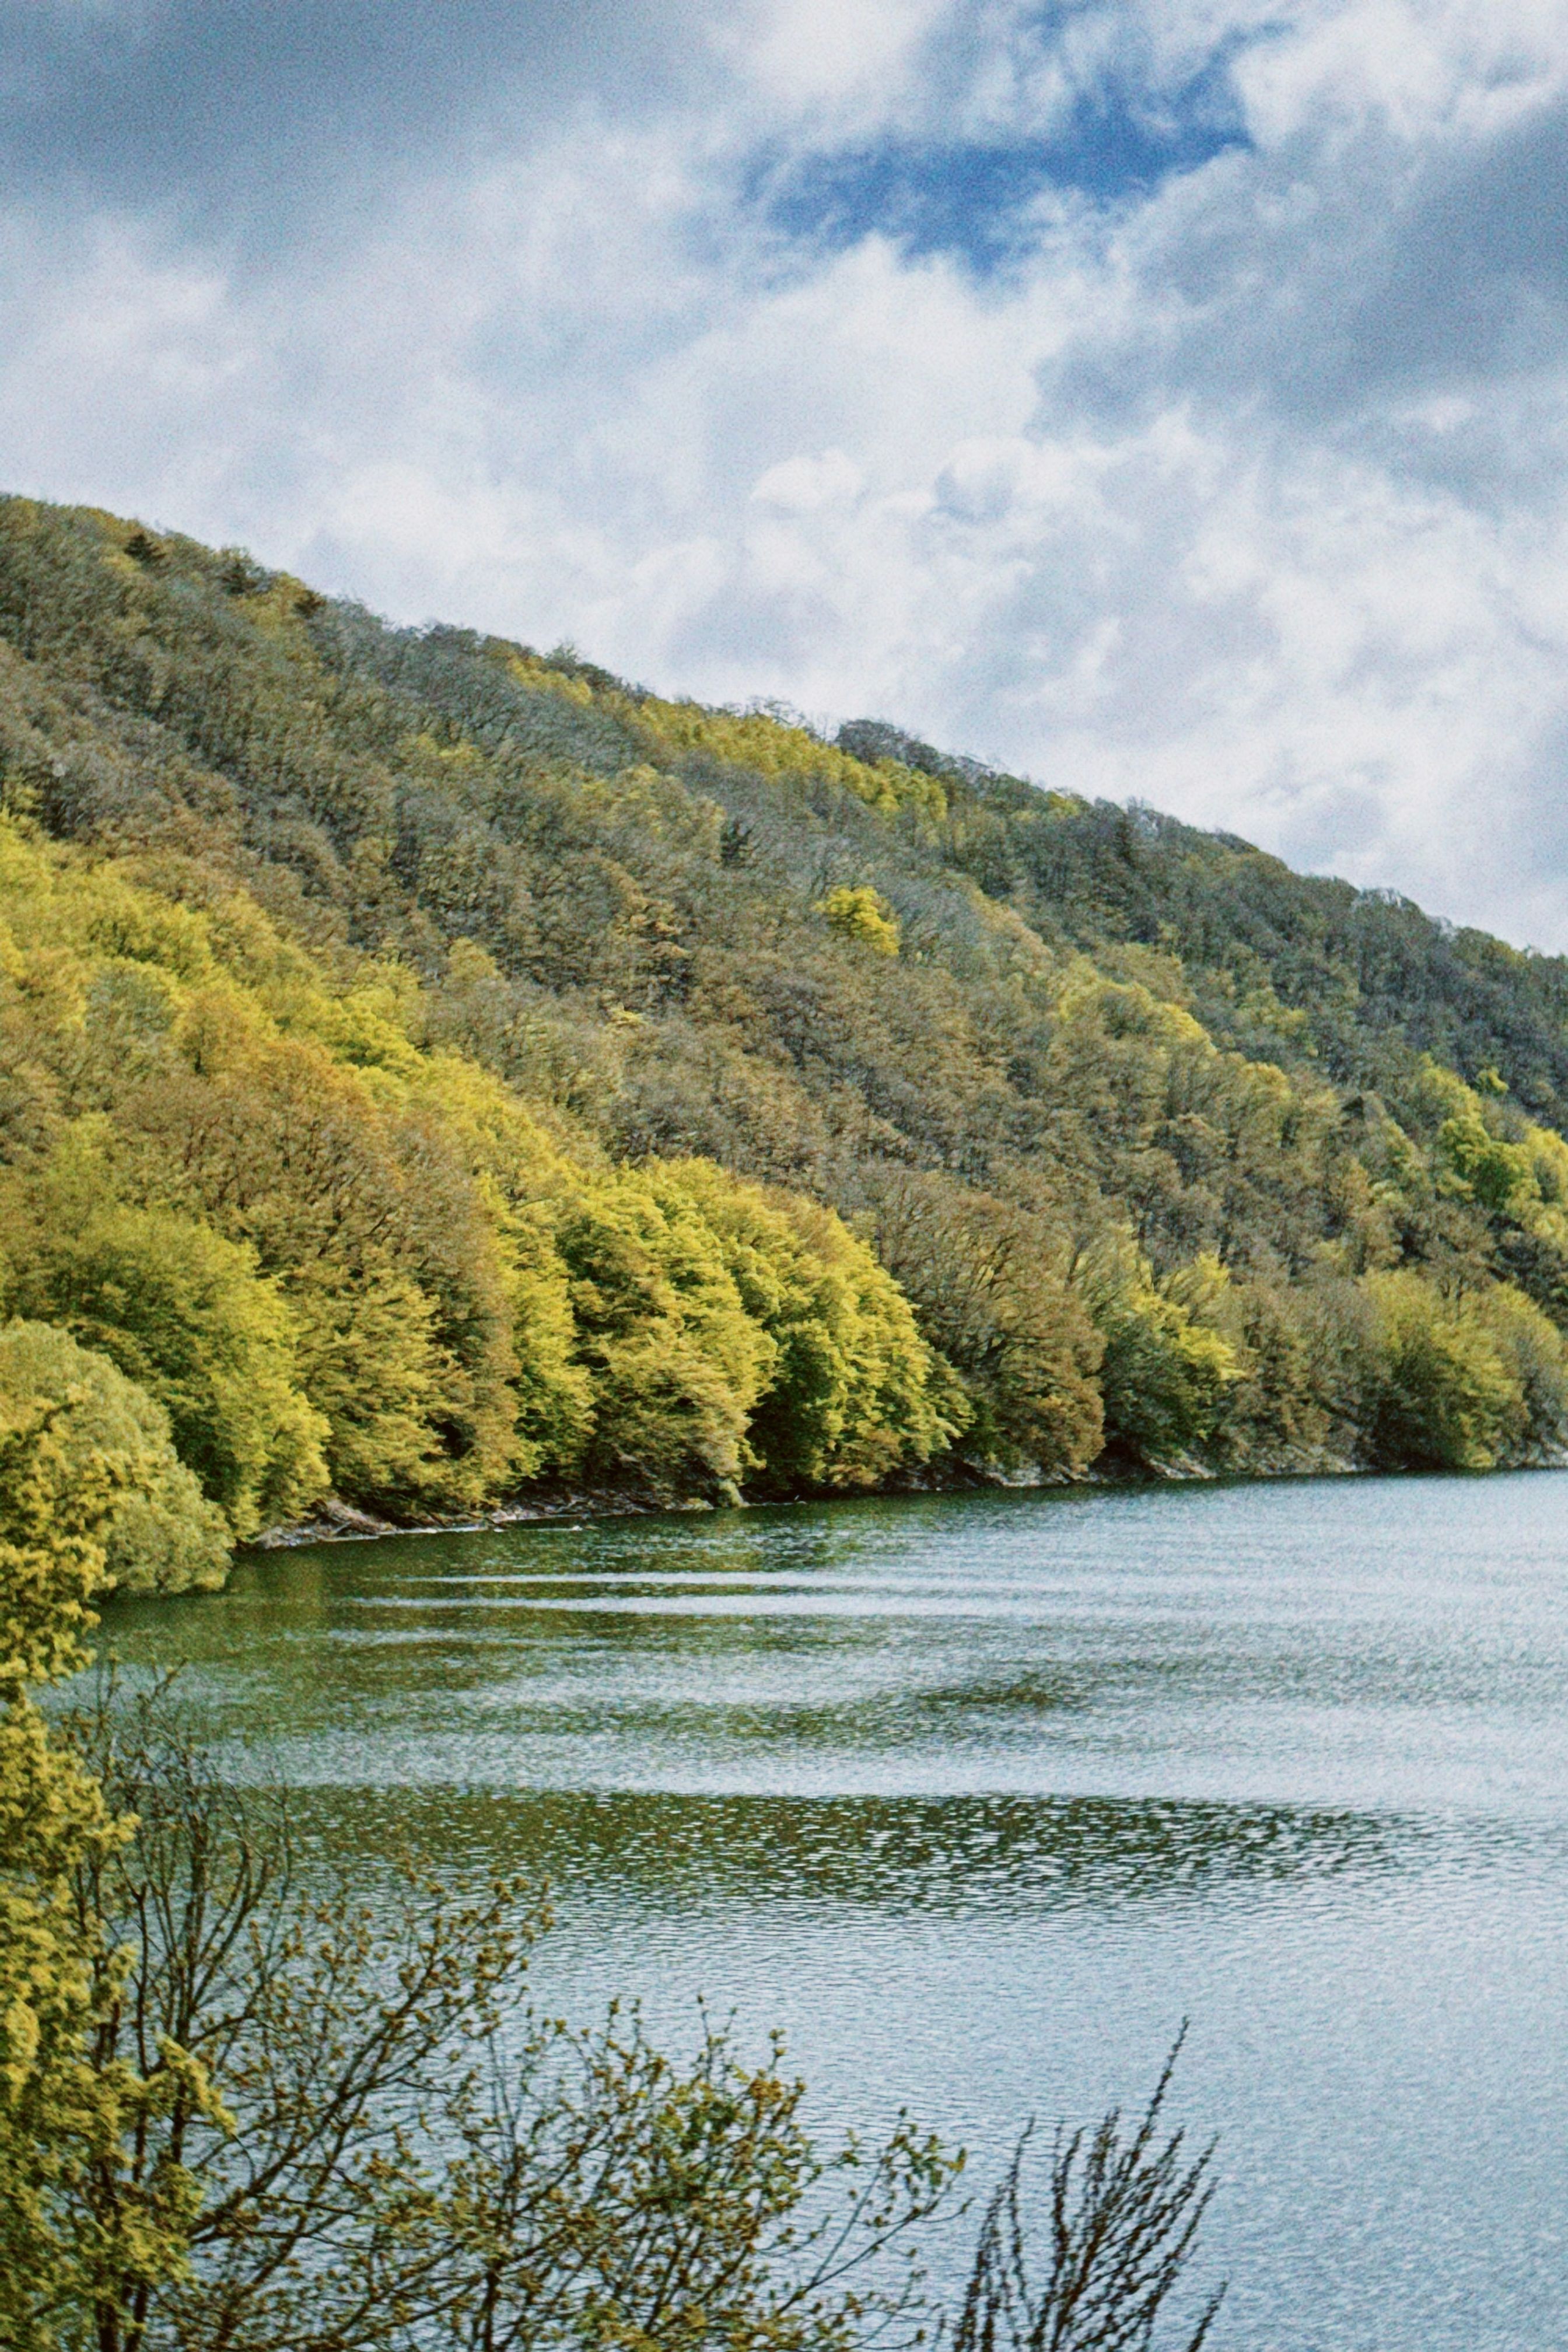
[[751, 448, 865, 510], [1237, 0, 1568, 146], [7, 0, 1568, 940], [720, 0, 952, 115]]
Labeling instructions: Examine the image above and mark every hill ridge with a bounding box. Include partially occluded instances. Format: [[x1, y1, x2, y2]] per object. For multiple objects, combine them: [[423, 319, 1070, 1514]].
[[2, 494, 1566, 1586]]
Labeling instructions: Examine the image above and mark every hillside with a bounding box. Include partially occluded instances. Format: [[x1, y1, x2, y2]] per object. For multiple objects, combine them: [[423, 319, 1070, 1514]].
[[4, 494, 1568, 1586]]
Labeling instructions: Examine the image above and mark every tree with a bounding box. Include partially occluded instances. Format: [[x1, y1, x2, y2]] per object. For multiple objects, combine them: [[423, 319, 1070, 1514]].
[[1080, 1241, 1239, 1470], [659, 1159, 958, 1492], [867, 1172, 1102, 1479], [816, 887, 902, 957], [0, 1321, 229, 1594], [0, 1111, 328, 1540], [23, 489, 1568, 1502], [52, 1685, 960, 2352], [552, 1168, 772, 1499], [0, 1362, 194, 2352], [1358, 1272, 1520, 1472]]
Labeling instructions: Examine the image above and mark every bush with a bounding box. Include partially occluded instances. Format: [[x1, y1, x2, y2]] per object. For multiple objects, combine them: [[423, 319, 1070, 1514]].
[[15, 1681, 1222, 2352], [0, 1354, 190, 2352], [37, 1685, 959, 2352]]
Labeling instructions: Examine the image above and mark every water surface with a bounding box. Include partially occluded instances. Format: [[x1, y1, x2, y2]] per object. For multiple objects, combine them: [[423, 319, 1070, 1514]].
[[103, 1475, 1568, 2351]]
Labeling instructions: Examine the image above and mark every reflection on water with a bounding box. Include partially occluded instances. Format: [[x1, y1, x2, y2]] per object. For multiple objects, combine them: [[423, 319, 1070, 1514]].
[[286, 1784, 1407, 1916], [100, 1474, 1568, 2352]]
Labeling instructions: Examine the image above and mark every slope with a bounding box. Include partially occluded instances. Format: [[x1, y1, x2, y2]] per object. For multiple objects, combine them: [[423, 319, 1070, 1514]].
[[2, 495, 1567, 1579]]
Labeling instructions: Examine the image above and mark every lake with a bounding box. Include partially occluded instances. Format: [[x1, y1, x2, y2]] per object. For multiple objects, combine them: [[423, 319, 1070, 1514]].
[[102, 1473, 1568, 2351]]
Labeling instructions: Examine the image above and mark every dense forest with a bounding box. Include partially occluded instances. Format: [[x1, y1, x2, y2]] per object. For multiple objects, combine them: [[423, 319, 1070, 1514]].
[[6, 494, 1568, 1588]]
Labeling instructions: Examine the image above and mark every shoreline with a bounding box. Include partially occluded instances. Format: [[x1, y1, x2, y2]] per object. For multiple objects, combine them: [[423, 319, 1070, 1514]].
[[240, 1444, 1377, 1552]]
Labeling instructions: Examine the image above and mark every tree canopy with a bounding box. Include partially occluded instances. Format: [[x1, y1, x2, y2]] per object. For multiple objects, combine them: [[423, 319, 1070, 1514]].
[[2, 493, 1568, 1542]]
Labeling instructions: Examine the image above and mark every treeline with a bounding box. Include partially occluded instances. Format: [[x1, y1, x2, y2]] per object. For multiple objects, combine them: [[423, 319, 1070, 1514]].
[[2, 496, 1568, 1571], [0, 826, 951, 1585], [838, 716, 1568, 1132]]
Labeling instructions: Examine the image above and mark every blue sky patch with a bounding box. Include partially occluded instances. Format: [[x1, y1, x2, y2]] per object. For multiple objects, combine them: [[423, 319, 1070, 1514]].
[[758, 69, 1250, 274]]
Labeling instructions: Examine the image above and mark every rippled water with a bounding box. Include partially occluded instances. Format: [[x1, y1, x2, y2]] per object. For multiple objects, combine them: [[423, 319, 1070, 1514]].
[[102, 1474, 1568, 2351]]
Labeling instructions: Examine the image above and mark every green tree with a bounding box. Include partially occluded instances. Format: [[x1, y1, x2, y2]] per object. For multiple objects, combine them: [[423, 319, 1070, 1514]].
[[1359, 1272, 1520, 1472], [22, 494, 1568, 1503], [1437, 1108, 1538, 1220], [554, 1168, 774, 1499], [1469, 1282, 1568, 1461], [1083, 1241, 1240, 1469], [126, 1033, 522, 1518], [0, 1322, 229, 1594], [4, 1180, 327, 1541], [867, 1172, 1102, 1479], [816, 886, 901, 957], [0, 1363, 196, 2352], [658, 1159, 958, 1490]]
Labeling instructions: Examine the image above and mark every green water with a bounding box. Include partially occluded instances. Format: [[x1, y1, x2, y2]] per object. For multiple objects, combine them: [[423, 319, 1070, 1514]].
[[102, 1475, 1568, 2351]]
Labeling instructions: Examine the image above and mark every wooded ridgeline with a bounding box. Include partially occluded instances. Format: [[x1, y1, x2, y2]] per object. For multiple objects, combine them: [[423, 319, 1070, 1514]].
[[4, 495, 1568, 1581]]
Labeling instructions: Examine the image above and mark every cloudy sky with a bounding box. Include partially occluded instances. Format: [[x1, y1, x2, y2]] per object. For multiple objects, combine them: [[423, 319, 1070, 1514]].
[[5, 2, 1568, 943]]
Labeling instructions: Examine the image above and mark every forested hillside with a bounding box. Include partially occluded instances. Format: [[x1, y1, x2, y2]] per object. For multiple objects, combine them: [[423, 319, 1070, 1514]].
[[5, 495, 1568, 1587]]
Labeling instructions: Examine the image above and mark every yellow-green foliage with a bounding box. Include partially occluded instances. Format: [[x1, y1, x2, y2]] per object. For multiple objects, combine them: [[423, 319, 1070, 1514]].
[[1437, 1107, 1540, 1220], [1084, 1240, 1242, 1468], [0, 818, 956, 1540], [399, 1054, 593, 1479], [1359, 1272, 1568, 1472], [2, 1144, 327, 1541], [500, 648, 600, 709], [634, 697, 947, 820], [865, 1171, 1104, 1479], [0, 1322, 229, 1594], [551, 1163, 775, 1501], [0, 1360, 195, 2347], [0, 1363, 120, 1688], [1468, 1283, 1568, 1460], [816, 885, 901, 957], [657, 1160, 957, 1490], [13, 498, 1568, 1510], [1434, 1085, 1568, 1265], [1359, 1273, 1521, 1472]]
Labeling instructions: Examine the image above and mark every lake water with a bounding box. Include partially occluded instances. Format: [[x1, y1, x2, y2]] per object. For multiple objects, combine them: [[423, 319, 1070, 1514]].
[[102, 1474, 1568, 2351]]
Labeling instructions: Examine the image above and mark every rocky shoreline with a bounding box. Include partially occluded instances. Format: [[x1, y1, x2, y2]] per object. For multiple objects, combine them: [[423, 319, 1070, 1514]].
[[239, 1442, 1376, 1553]]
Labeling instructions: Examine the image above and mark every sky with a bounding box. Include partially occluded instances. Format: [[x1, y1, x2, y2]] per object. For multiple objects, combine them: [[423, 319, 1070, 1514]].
[[6, 2, 1568, 946]]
